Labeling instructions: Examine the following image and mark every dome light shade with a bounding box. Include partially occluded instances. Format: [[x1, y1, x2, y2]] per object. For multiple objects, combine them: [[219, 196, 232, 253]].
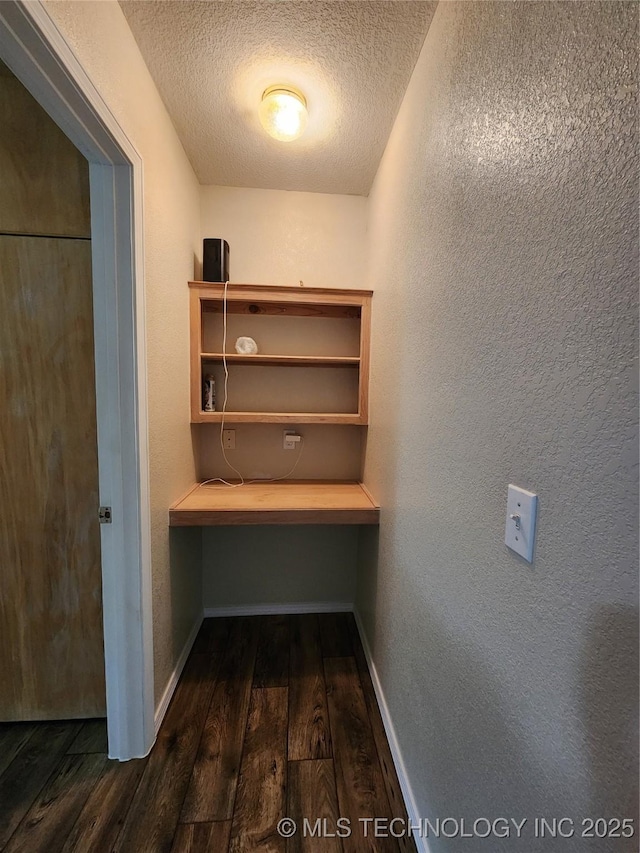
[[259, 86, 308, 142]]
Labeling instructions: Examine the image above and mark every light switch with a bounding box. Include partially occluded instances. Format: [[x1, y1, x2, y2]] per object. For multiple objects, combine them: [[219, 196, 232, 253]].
[[505, 484, 538, 562]]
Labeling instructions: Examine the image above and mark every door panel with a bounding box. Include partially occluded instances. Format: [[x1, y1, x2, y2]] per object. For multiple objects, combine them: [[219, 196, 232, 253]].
[[0, 59, 91, 238], [0, 236, 105, 719]]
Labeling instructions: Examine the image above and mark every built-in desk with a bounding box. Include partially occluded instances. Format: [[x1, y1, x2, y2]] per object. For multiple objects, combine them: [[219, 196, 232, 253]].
[[169, 480, 379, 526]]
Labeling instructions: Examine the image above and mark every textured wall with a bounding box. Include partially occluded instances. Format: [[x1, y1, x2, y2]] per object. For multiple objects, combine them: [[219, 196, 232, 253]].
[[43, 1, 203, 710], [200, 184, 367, 608], [359, 3, 638, 851]]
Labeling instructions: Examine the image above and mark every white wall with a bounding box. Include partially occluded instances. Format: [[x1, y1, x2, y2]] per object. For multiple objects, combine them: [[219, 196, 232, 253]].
[[200, 185, 366, 287], [44, 0, 203, 709], [199, 185, 367, 482], [200, 184, 367, 610], [360, 3, 638, 851]]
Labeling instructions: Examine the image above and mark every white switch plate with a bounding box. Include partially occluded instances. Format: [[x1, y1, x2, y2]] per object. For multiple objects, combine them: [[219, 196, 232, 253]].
[[222, 429, 235, 450], [505, 484, 538, 562]]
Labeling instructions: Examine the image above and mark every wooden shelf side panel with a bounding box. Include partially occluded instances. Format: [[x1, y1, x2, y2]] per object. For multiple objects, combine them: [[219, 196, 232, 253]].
[[190, 288, 204, 422], [358, 294, 372, 424]]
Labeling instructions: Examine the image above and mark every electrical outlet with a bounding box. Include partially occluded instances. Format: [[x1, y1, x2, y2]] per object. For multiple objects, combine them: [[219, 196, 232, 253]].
[[222, 429, 236, 450], [283, 430, 302, 450]]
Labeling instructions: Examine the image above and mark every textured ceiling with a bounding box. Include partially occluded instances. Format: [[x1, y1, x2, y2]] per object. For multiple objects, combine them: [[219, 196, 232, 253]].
[[119, 1, 437, 195]]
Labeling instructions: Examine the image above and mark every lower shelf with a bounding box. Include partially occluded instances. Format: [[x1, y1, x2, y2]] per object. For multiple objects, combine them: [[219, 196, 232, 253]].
[[191, 411, 365, 424], [169, 480, 380, 526]]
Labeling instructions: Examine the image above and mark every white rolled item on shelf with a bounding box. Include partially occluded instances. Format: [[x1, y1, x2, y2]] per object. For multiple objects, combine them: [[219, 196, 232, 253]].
[[235, 336, 258, 354]]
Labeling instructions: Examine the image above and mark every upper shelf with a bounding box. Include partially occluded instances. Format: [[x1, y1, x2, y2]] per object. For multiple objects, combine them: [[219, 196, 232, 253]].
[[202, 299, 362, 320], [191, 281, 372, 306]]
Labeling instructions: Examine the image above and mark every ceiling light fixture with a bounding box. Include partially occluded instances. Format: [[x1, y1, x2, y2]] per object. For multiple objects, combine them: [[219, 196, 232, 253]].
[[259, 85, 308, 142]]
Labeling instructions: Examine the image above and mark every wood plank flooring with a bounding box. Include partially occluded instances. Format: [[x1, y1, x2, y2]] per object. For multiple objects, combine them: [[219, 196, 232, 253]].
[[0, 614, 416, 853]]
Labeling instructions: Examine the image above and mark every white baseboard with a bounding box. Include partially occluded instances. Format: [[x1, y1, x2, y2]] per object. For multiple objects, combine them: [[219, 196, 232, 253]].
[[353, 610, 432, 853], [203, 601, 353, 617], [153, 613, 203, 735]]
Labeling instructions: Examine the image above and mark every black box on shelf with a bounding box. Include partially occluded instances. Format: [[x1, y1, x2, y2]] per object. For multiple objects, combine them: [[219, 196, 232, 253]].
[[203, 238, 229, 282]]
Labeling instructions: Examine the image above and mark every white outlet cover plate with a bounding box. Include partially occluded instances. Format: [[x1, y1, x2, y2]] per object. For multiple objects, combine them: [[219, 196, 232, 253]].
[[505, 484, 538, 563], [283, 429, 300, 450]]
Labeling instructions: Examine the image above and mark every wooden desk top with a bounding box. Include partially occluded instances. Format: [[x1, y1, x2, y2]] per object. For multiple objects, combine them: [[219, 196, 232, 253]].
[[169, 480, 379, 526]]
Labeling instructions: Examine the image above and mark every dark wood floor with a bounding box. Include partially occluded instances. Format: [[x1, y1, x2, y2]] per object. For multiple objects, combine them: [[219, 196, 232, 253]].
[[0, 613, 416, 853]]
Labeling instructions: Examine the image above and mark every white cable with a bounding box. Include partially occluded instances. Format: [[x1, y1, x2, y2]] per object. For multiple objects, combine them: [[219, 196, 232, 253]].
[[219, 280, 246, 483], [203, 280, 245, 487], [202, 439, 305, 489], [253, 438, 305, 483], [201, 279, 305, 490]]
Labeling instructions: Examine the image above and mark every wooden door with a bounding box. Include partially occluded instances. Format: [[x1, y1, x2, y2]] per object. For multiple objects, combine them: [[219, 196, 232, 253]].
[[0, 60, 90, 236], [0, 61, 105, 720]]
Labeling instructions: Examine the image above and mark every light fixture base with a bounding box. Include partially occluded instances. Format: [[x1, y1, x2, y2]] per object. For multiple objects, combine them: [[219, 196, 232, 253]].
[[261, 84, 307, 110]]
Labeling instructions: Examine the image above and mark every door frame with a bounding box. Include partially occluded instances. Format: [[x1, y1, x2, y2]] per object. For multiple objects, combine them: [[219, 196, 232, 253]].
[[0, 1, 154, 758]]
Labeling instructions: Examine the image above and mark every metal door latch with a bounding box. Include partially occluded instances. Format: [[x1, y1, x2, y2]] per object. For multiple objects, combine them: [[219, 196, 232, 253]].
[[99, 506, 112, 524]]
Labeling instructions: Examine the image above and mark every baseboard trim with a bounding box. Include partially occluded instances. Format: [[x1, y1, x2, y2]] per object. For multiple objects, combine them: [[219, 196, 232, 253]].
[[153, 614, 203, 735], [353, 610, 432, 853], [203, 601, 353, 617]]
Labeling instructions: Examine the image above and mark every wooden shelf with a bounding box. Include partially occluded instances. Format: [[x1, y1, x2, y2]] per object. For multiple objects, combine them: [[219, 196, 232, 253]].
[[190, 282, 372, 425], [169, 480, 380, 526], [201, 353, 360, 367], [201, 299, 361, 319], [191, 411, 365, 425]]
